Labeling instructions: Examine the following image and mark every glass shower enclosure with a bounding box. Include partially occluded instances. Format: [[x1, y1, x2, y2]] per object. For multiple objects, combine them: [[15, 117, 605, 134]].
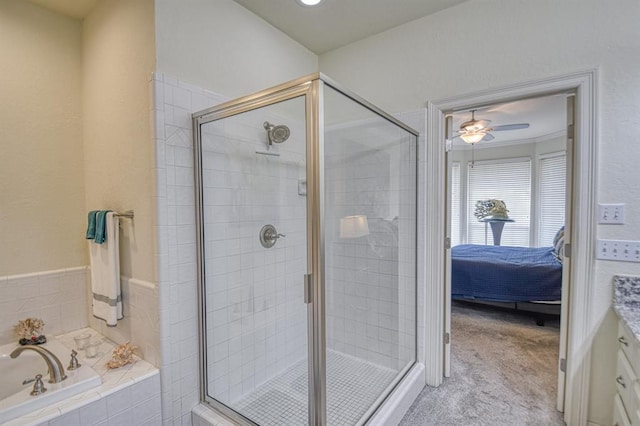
[[193, 73, 418, 426]]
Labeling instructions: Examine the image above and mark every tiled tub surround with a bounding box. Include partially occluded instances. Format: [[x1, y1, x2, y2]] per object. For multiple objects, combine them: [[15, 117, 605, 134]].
[[5, 328, 160, 426], [613, 275, 640, 343], [88, 276, 161, 368], [0, 337, 101, 424], [0, 267, 88, 346]]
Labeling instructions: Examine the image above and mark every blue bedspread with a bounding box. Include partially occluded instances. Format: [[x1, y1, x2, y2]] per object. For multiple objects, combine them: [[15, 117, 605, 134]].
[[451, 244, 562, 302]]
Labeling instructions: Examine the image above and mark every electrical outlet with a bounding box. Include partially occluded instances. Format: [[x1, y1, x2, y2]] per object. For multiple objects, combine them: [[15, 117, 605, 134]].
[[598, 203, 625, 224], [597, 239, 640, 262]]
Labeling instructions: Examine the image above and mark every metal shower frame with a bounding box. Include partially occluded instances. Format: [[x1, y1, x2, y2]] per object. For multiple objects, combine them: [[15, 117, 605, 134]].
[[192, 72, 419, 426]]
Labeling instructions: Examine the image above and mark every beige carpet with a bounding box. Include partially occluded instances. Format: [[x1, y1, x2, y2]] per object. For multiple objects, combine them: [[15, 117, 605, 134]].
[[400, 302, 565, 426]]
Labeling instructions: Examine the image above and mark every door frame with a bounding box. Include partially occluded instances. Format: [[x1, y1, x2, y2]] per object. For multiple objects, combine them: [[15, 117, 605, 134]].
[[424, 69, 598, 425]]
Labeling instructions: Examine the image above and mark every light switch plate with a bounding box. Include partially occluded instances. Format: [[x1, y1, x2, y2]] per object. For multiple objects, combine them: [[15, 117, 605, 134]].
[[598, 203, 625, 224], [596, 239, 640, 262]]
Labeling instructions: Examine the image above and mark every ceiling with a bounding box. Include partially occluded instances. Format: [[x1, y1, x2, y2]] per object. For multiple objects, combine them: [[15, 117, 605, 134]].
[[450, 94, 568, 148], [25, 0, 565, 142], [232, 0, 469, 54]]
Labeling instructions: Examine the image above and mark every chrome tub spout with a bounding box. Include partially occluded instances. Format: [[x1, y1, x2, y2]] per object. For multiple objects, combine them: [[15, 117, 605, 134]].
[[10, 345, 67, 383]]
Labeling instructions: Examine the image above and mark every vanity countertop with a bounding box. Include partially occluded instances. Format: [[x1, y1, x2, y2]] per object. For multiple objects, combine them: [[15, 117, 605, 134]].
[[613, 275, 640, 344]]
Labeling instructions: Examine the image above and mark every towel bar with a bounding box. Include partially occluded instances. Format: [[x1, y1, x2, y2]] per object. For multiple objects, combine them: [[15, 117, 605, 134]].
[[114, 210, 134, 219]]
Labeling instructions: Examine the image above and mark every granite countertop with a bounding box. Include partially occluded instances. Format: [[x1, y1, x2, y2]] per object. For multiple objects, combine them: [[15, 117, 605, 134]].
[[613, 275, 640, 344]]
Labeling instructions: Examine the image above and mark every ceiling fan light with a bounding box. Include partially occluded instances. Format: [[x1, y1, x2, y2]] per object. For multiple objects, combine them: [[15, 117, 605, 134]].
[[297, 0, 324, 6], [461, 131, 486, 144]]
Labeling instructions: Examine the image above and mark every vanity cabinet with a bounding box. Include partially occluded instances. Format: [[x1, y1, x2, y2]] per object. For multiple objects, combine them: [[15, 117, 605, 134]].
[[614, 320, 640, 426]]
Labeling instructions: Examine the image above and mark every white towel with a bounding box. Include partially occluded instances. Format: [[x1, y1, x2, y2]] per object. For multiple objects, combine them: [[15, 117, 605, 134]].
[[89, 212, 122, 326]]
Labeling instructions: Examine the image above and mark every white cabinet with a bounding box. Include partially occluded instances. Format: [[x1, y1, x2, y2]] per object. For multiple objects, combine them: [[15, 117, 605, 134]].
[[614, 320, 640, 426]]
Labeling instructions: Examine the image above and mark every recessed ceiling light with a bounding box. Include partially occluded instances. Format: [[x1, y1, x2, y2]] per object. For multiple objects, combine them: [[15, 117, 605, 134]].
[[297, 0, 324, 6]]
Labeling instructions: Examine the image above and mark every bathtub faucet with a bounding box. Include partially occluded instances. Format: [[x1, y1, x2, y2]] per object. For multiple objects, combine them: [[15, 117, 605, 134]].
[[10, 345, 67, 383]]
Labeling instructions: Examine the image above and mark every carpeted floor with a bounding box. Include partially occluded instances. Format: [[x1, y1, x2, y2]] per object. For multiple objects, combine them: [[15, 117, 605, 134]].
[[400, 302, 565, 426]]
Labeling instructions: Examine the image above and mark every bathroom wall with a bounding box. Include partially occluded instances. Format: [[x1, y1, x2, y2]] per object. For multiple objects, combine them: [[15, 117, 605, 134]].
[[319, 1, 640, 422], [82, 0, 160, 367], [154, 0, 318, 101], [82, 0, 156, 283], [0, 0, 85, 276]]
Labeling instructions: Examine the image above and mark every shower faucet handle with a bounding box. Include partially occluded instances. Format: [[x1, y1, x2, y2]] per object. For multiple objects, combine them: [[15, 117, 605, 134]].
[[259, 225, 284, 248]]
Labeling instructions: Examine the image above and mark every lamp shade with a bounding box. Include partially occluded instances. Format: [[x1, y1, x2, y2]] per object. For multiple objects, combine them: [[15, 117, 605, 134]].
[[339, 215, 370, 238]]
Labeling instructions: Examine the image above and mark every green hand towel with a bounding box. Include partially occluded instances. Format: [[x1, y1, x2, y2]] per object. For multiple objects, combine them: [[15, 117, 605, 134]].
[[94, 210, 112, 244], [86, 210, 99, 240]]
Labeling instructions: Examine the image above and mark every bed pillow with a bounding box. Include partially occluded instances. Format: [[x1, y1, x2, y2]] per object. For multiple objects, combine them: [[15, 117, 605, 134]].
[[553, 226, 565, 261]]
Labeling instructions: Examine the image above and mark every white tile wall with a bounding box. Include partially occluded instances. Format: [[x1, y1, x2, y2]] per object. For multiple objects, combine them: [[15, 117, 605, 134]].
[[394, 109, 427, 365], [324, 116, 417, 371], [88, 277, 161, 368], [153, 72, 229, 426], [199, 98, 308, 406], [0, 267, 88, 345]]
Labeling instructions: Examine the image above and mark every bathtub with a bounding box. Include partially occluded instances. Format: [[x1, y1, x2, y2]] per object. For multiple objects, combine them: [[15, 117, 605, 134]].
[[0, 338, 101, 424]]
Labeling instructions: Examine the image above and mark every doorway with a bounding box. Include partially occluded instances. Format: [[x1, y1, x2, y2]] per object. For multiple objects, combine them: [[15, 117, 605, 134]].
[[423, 70, 598, 425], [444, 93, 571, 421]]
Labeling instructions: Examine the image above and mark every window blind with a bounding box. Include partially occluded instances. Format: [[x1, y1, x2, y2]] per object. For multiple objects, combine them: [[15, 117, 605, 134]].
[[538, 153, 566, 246], [467, 159, 531, 247], [450, 162, 461, 247]]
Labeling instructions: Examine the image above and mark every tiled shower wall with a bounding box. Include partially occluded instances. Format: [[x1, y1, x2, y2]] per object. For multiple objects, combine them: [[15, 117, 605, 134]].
[[152, 73, 428, 424], [153, 73, 308, 424], [324, 125, 417, 371], [200, 102, 308, 404]]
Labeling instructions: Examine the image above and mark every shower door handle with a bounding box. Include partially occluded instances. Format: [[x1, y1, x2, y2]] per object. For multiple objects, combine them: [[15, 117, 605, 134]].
[[304, 274, 313, 304]]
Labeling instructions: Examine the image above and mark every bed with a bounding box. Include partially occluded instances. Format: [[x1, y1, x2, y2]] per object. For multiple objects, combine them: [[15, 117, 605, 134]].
[[451, 244, 563, 323]]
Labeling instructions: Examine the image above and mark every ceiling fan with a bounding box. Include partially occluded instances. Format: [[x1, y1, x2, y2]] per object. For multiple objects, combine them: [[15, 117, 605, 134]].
[[455, 110, 530, 144]]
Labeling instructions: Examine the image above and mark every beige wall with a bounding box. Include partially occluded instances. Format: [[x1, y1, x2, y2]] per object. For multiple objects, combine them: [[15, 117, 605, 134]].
[[0, 0, 85, 276], [320, 1, 640, 423], [155, 0, 318, 99], [82, 0, 156, 282]]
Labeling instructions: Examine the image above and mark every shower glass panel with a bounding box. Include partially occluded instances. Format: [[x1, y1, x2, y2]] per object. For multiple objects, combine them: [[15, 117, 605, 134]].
[[323, 86, 417, 425], [198, 96, 309, 425], [194, 74, 418, 426]]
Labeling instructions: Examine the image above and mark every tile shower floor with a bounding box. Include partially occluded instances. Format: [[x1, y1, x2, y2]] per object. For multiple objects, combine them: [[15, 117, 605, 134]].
[[234, 350, 397, 426]]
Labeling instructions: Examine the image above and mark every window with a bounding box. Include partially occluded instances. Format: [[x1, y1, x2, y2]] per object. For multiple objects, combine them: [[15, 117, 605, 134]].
[[538, 153, 566, 246], [467, 159, 531, 247], [450, 162, 461, 246]]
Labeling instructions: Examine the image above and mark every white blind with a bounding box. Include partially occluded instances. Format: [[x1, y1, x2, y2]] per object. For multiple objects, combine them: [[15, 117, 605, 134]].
[[538, 153, 566, 246], [467, 159, 531, 247], [450, 162, 461, 246]]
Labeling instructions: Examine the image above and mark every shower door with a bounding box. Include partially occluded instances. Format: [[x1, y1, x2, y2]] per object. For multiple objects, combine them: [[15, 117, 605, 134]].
[[195, 92, 313, 425]]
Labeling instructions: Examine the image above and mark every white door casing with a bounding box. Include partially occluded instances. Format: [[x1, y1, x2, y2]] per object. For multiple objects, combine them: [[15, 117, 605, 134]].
[[425, 69, 597, 425]]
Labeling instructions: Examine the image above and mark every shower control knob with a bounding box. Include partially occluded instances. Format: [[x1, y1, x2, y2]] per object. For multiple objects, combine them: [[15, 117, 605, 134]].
[[260, 224, 285, 248]]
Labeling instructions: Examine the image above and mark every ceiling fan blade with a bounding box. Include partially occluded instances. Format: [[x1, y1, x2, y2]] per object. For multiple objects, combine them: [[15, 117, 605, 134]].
[[490, 123, 530, 131], [482, 133, 495, 142]]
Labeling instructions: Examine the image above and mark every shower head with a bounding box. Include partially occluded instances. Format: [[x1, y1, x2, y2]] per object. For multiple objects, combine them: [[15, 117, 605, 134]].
[[263, 121, 290, 145]]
